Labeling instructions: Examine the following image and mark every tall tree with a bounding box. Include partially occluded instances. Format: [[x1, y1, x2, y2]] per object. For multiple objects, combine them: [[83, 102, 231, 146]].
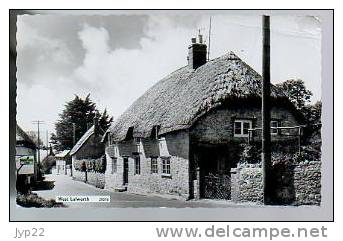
[[276, 79, 312, 110], [99, 108, 113, 131], [51, 94, 113, 151]]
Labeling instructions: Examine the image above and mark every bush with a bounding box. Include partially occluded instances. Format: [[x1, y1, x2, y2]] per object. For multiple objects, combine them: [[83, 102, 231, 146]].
[[73, 156, 106, 173], [239, 143, 261, 164], [17, 193, 65, 208]]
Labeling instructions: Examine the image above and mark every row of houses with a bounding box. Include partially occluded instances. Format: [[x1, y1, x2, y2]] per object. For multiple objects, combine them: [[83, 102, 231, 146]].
[[68, 35, 310, 203]]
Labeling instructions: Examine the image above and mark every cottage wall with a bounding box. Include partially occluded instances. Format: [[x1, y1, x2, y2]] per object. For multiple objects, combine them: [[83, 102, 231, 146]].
[[105, 130, 190, 199], [190, 105, 300, 144]]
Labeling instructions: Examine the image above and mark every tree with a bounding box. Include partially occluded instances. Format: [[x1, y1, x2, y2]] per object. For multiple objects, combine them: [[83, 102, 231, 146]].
[[51, 94, 113, 151], [99, 108, 113, 131], [302, 101, 322, 146], [276, 79, 312, 110]]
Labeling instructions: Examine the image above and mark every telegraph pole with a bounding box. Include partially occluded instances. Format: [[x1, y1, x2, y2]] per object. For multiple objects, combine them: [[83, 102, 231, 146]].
[[207, 16, 212, 61], [32, 120, 45, 165], [46, 130, 49, 157], [72, 123, 76, 146], [262, 15, 271, 205]]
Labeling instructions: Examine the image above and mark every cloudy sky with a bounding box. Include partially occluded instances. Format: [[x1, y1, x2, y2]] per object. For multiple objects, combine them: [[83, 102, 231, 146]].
[[16, 11, 321, 144]]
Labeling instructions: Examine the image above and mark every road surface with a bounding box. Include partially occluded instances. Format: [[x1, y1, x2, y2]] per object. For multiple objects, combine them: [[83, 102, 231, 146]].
[[33, 174, 246, 208]]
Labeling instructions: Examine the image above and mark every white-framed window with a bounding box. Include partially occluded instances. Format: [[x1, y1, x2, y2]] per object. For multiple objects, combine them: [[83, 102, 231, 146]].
[[234, 119, 252, 137], [111, 158, 117, 174], [161, 158, 171, 175], [271, 120, 279, 135], [151, 157, 158, 174], [134, 156, 141, 175]]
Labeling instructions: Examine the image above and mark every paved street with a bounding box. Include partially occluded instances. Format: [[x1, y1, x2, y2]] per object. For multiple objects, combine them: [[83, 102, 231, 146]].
[[33, 174, 247, 208]]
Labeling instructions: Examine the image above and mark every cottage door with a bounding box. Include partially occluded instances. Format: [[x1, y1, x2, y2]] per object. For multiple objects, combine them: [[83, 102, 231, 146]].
[[123, 157, 129, 185]]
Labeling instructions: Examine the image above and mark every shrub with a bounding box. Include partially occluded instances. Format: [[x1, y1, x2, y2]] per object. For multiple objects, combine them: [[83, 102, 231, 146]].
[[73, 156, 106, 173], [239, 143, 261, 164]]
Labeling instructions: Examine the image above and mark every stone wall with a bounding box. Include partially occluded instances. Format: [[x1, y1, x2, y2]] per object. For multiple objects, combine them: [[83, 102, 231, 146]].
[[293, 161, 321, 205], [72, 170, 105, 189], [127, 155, 189, 199], [230, 161, 321, 205], [230, 164, 263, 203], [190, 105, 299, 144], [105, 130, 190, 199], [105, 154, 125, 191]]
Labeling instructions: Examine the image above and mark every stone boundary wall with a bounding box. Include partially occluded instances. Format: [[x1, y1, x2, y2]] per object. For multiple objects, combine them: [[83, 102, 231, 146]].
[[230, 164, 263, 204], [230, 161, 321, 205], [72, 170, 105, 189], [293, 161, 321, 205]]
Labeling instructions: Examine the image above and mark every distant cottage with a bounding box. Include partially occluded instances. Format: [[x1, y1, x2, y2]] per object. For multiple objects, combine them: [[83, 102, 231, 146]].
[[16, 124, 38, 188], [70, 114, 108, 188], [70, 115, 105, 171], [100, 34, 302, 200], [55, 150, 71, 175]]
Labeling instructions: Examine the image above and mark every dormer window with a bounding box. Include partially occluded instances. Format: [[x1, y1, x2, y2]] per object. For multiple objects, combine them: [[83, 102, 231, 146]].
[[151, 125, 160, 140], [234, 119, 252, 137]]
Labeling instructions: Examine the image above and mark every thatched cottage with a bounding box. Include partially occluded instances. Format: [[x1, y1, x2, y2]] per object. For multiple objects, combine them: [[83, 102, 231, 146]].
[[70, 116, 105, 173], [102, 36, 302, 200], [70, 115, 107, 188]]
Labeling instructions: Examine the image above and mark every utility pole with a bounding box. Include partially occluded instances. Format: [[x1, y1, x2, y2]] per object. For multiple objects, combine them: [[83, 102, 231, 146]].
[[46, 130, 49, 157], [262, 15, 271, 205], [72, 123, 76, 146], [32, 120, 45, 165], [207, 16, 212, 61]]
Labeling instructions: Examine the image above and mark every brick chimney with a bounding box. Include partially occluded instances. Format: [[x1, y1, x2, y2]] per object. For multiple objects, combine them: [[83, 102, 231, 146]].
[[187, 33, 207, 69]]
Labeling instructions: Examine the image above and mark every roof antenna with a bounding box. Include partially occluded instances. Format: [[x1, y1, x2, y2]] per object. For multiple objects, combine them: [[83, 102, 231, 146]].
[[207, 16, 212, 61]]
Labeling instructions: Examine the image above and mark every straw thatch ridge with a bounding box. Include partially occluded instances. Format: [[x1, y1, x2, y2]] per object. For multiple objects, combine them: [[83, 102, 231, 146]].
[[108, 51, 288, 141]]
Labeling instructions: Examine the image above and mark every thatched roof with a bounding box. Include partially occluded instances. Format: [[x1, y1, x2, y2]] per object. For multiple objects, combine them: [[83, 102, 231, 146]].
[[70, 125, 105, 155], [107, 51, 288, 141], [16, 124, 36, 148], [55, 150, 70, 158]]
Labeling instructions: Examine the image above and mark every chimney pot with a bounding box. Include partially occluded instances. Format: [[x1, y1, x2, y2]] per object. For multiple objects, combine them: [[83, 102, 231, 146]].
[[198, 34, 203, 44]]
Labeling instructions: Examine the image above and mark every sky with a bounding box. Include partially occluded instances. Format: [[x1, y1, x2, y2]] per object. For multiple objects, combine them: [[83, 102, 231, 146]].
[[16, 12, 321, 145]]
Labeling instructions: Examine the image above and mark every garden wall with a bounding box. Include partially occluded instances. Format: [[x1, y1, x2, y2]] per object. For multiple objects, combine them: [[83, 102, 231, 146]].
[[72, 170, 105, 189], [293, 161, 321, 205], [230, 161, 321, 205], [230, 164, 263, 203]]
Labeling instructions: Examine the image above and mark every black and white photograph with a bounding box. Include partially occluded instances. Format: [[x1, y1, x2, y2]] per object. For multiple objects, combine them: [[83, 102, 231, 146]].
[[9, 9, 333, 222]]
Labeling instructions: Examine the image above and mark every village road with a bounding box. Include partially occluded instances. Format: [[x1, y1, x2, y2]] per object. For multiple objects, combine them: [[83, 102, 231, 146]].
[[33, 174, 243, 208]]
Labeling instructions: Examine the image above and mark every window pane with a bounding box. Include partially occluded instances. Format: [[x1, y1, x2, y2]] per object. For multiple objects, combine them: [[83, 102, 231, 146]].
[[135, 156, 140, 174], [151, 157, 158, 174], [234, 122, 241, 135], [271, 121, 278, 134], [162, 158, 170, 174], [243, 122, 250, 135]]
